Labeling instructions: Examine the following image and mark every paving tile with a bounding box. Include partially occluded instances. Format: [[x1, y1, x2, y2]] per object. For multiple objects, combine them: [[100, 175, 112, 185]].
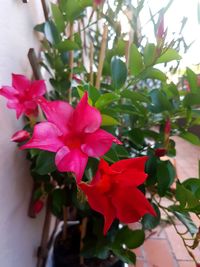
[[143, 239, 176, 267], [165, 225, 200, 261], [178, 261, 196, 267]]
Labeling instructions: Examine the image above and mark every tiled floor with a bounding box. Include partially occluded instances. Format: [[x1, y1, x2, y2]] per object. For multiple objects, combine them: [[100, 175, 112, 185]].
[[131, 137, 200, 267]]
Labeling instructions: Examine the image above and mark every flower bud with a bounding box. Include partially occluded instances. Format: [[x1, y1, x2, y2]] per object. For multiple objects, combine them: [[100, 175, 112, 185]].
[[11, 130, 30, 142], [33, 200, 44, 214], [155, 148, 167, 157]]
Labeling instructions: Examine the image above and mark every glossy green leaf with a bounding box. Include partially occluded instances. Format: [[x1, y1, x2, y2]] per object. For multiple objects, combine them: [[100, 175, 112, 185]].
[[173, 211, 198, 236], [111, 56, 127, 89], [176, 183, 199, 209], [156, 48, 181, 64], [51, 3, 65, 33], [112, 247, 136, 264], [144, 43, 156, 66], [157, 160, 176, 196], [115, 226, 145, 249], [186, 68, 198, 93], [34, 151, 56, 175], [121, 89, 150, 103], [56, 40, 80, 52], [44, 20, 61, 44], [101, 114, 120, 126], [149, 89, 172, 113], [95, 93, 120, 110], [103, 148, 119, 163], [144, 68, 167, 81], [129, 43, 144, 76], [183, 93, 200, 107], [141, 203, 161, 230]]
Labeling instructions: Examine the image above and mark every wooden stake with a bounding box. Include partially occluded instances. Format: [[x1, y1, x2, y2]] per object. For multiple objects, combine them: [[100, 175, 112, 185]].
[[80, 217, 88, 265], [36, 198, 52, 267], [41, 0, 49, 21], [89, 42, 94, 85], [28, 49, 42, 80], [95, 25, 108, 89]]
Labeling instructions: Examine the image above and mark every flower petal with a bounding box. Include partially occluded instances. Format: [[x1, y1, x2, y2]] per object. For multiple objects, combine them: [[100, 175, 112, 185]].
[[79, 182, 116, 235], [12, 74, 31, 92], [55, 147, 88, 182], [30, 80, 46, 97], [112, 186, 156, 224], [0, 86, 19, 99], [39, 97, 73, 134], [20, 122, 64, 152], [73, 92, 102, 133], [111, 156, 148, 187], [81, 129, 121, 157]]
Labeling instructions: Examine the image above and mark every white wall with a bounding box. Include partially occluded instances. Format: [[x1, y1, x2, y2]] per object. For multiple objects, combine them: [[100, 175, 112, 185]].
[[0, 1, 46, 266]]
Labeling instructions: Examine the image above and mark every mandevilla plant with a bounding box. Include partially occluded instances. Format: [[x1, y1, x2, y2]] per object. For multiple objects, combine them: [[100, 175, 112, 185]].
[[1, 0, 200, 266]]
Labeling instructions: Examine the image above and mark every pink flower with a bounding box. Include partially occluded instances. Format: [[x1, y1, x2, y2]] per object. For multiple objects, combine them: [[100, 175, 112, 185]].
[[11, 130, 30, 142], [21, 92, 121, 182], [0, 74, 46, 119]]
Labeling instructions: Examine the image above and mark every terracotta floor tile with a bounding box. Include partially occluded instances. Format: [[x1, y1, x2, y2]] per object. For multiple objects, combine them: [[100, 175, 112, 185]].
[[143, 239, 176, 267], [178, 261, 196, 267], [165, 225, 200, 261]]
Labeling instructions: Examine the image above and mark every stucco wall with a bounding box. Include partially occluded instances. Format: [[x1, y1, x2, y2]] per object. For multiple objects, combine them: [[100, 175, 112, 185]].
[[0, 1, 46, 266]]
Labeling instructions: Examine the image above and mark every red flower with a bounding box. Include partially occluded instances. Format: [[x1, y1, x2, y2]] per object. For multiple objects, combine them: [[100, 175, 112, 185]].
[[0, 74, 46, 119], [79, 157, 156, 234], [33, 200, 44, 214], [21, 92, 121, 182]]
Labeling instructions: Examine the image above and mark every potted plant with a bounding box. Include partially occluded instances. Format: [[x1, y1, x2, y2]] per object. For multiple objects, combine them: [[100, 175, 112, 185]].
[[1, 0, 200, 266]]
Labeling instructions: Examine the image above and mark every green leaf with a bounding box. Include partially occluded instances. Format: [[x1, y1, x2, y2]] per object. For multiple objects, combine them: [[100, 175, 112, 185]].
[[34, 151, 56, 175], [114, 145, 129, 158], [129, 43, 144, 76], [51, 3, 65, 33], [144, 43, 156, 66], [121, 89, 150, 103], [56, 40, 80, 52], [34, 23, 45, 33], [186, 68, 198, 93], [183, 93, 200, 107], [173, 211, 198, 236], [149, 89, 172, 113], [111, 56, 127, 89], [103, 148, 119, 163], [144, 68, 167, 81], [180, 132, 200, 146], [111, 247, 136, 264], [141, 203, 161, 230], [44, 20, 61, 44], [115, 227, 145, 249], [95, 93, 120, 110], [176, 183, 199, 209], [52, 189, 66, 214], [157, 160, 176, 197], [156, 48, 181, 64], [101, 114, 120, 126]]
